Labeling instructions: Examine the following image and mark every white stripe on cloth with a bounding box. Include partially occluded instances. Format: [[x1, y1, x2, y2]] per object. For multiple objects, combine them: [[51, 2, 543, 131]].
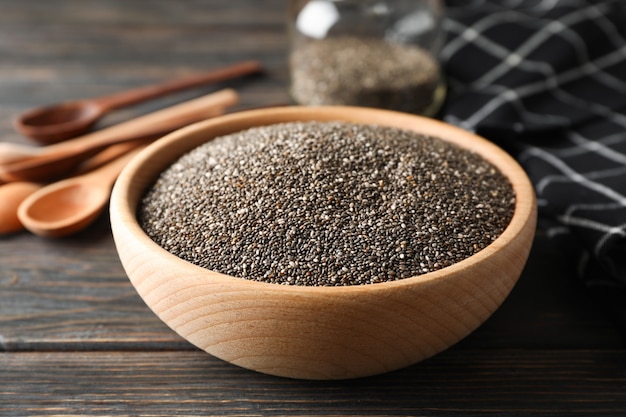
[[520, 146, 626, 204]]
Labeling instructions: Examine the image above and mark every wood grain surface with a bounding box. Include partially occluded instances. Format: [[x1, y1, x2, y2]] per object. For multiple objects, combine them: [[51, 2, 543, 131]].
[[4, 349, 626, 416], [1, 0, 625, 414]]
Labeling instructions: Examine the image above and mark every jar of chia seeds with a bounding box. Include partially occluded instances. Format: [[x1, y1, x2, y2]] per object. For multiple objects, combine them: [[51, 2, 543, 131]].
[[288, 0, 446, 116]]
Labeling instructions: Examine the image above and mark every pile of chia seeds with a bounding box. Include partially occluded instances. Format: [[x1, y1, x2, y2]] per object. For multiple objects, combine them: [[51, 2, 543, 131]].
[[139, 121, 515, 286], [289, 36, 443, 115]]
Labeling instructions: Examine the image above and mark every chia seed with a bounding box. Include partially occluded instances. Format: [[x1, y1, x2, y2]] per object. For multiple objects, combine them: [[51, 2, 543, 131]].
[[139, 121, 515, 286], [289, 36, 444, 115]]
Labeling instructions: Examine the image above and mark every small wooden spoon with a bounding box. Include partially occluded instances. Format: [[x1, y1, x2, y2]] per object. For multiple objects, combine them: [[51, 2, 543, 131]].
[[14, 60, 261, 144], [0, 88, 238, 182], [18, 144, 146, 238]]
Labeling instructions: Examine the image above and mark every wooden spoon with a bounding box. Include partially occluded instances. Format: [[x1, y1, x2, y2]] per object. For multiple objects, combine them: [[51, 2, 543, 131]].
[[0, 88, 238, 183], [13, 60, 261, 144], [18, 144, 146, 238]]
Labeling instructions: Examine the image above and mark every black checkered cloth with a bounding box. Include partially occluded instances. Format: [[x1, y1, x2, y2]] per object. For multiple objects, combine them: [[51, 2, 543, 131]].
[[441, 0, 626, 328]]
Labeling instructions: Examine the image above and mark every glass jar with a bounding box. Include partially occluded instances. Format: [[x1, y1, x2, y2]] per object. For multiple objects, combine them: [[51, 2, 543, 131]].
[[288, 0, 446, 116]]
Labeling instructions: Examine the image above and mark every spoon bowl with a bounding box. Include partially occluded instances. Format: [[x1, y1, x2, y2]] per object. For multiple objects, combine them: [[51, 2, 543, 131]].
[[0, 182, 42, 234], [19, 182, 107, 233], [0, 142, 42, 165], [16, 101, 102, 144]]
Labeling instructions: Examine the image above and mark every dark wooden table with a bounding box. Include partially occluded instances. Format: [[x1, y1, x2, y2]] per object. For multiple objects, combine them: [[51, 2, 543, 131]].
[[2, 1, 625, 415]]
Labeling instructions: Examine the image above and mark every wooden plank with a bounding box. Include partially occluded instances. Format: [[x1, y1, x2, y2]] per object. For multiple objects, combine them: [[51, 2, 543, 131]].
[[3, 349, 626, 415]]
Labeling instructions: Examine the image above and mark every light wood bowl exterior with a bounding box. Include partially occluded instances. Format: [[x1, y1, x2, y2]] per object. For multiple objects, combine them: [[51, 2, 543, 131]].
[[110, 106, 537, 380]]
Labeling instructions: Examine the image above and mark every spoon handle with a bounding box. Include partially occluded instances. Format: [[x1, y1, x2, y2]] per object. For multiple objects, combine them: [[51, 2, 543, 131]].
[[68, 88, 239, 153], [81, 144, 148, 188], [92, 61, 261, 111]]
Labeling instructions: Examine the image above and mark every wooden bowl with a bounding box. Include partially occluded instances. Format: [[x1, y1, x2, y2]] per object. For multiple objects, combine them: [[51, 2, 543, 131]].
[[110, 106, 537, 380]]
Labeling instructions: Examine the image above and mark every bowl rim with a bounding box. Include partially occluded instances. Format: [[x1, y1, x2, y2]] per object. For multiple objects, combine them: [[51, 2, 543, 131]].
[[110, 105, 537, 293]]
